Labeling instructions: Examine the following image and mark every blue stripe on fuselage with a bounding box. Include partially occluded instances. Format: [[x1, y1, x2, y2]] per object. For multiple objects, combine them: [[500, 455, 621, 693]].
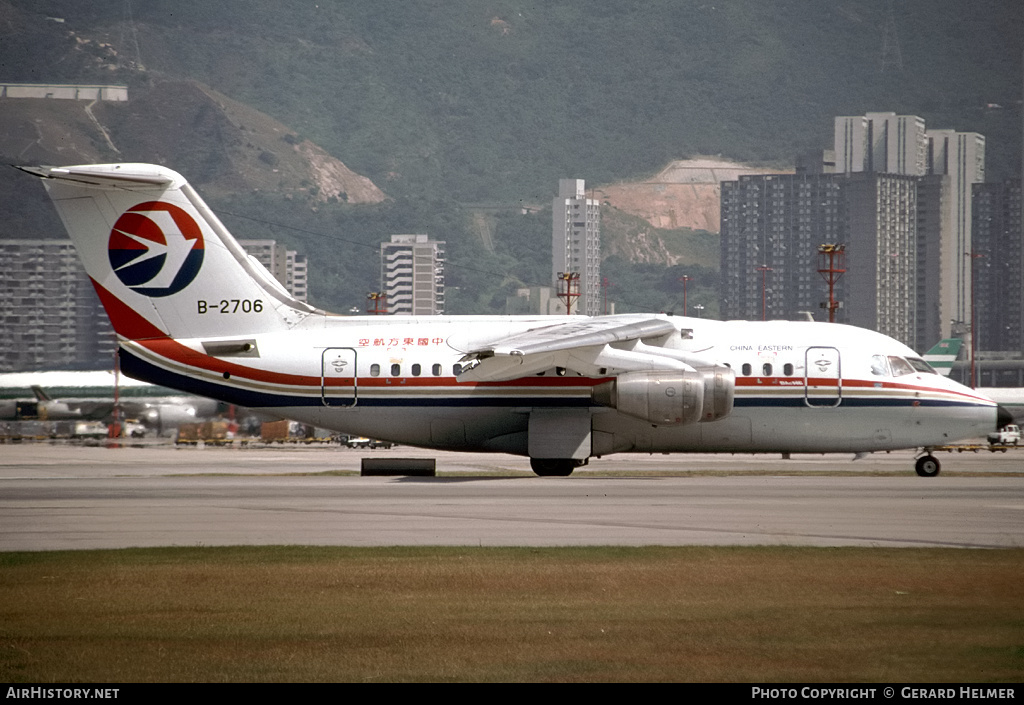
[[119, 348, 593, 409], [121, 349, 990, 412]]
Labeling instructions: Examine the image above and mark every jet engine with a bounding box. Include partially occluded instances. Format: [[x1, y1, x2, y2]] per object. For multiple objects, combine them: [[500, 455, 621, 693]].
[[694, 363, 736, 422], [592, 364, 735, 426]]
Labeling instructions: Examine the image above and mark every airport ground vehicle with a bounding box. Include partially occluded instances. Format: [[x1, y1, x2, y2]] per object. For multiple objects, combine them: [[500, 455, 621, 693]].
[[988, 424, 1020, 446]]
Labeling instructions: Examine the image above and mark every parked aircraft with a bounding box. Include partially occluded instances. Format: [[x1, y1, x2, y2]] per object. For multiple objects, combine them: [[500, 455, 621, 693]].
[[0, 369, 222, 433], [922, 339, 1024, 424], [0, 383, 84, 421], [922, 339, 963, 377], [19, 163, 1007, 476]]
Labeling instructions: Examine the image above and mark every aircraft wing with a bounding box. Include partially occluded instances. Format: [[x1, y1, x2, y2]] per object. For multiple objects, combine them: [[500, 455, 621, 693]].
[[454, 316, 687, 382]]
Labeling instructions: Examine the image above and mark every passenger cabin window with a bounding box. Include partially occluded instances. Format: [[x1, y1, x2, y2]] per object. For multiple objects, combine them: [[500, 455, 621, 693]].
[[762, 363, 773, 376], [432, 363, 442, 376], [741, 363, 752, 376], [370, 364, 380, 377], [453, 363, 463, 375], [888, 356, 916, 376], [390, 363, 401, 377], [411, 364, 421, 376], [783, 363, 794, 376]]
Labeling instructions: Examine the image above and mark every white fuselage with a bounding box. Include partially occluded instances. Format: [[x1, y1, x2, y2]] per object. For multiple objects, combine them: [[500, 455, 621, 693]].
[[116, 314, 996, 457]]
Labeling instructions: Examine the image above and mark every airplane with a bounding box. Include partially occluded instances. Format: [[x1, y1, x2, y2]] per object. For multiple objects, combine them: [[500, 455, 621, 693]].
[[17, 163, 1009, 477], [0, 384, 85, 421], [922, 339, 962, 377], [0, 370, 224, 432], [922, 338, 1024, 424]]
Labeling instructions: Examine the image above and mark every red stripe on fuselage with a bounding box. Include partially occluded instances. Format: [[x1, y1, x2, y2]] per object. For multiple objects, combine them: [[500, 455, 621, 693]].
[[135, 337, 608, 390], [734, 375, 992, 404]]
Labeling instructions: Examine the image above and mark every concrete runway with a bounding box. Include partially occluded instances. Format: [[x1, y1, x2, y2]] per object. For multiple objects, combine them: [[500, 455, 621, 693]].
[[1, 442, 1022, 550]]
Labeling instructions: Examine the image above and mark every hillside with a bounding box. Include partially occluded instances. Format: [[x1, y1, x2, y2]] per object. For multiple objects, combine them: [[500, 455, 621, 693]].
[[599, 158, 792, 232], [1, 0, 1021, 316], [3, 1, 1020, 202], [0, 79, 385, 215]]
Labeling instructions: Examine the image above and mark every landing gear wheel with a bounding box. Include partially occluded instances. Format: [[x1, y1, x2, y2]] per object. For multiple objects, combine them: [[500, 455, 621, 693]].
[[915, 455, 940, 477], [530, 458, 577, 477]]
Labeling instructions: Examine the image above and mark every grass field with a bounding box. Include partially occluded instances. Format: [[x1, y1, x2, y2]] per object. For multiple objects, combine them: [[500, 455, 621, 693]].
[[1, 546, 1021, 682]]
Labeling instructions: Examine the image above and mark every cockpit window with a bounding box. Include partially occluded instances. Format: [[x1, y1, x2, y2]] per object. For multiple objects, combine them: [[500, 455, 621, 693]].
[[906, 357, 937, 374], [888, 356, 916, 376], [870, 355, 890, 376]]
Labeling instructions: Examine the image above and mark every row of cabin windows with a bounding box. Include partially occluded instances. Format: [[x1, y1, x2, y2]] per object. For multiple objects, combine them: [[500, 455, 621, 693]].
[[365, 357, 934, 380], [731, 363, 796, 377], [368, 363, 464, 377], [729, 356, 936, 379]]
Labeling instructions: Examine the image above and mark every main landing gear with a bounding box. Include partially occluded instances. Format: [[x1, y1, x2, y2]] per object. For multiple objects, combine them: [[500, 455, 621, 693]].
[[914, 454, 941, 477], [530, 458, 587, 477]]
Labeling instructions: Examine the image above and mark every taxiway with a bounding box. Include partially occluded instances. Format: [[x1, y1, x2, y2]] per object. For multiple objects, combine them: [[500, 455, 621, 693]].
[[1, 443, 1021, 551]]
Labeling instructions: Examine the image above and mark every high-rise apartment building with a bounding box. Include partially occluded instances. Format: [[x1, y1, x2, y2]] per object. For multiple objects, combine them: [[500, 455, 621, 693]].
[[844, 173, 920, 347], [915, 174, 954, 345], [718, 113, 985, 349], [927, 130, 986, 326], [720, 174, 846, 322], [835, 114, 985, 334], [238, 240, 308, 302], [380, 234, 445, 315], [0, 240, 115, 371], [835, 112, 928, 176], [972, 180, 1023, 354], [552, 179, 601, 316], [720, 172, 922, 348]]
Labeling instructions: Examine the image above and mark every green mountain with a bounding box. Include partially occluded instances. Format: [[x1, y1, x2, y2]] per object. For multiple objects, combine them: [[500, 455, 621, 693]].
[[1, 0, 1021, 315]]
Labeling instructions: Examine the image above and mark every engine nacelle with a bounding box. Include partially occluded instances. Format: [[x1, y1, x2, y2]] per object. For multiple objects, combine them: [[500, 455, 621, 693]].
[[593, 370, 705, 426], [694, 364, 736, 422], [592, 365, 735, 426]]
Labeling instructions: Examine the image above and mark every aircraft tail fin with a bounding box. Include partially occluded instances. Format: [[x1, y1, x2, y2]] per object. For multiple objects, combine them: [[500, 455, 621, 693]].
[[18, 164, 316, 341], [921, 338, 963, 377], [30, 385, 52, 402]]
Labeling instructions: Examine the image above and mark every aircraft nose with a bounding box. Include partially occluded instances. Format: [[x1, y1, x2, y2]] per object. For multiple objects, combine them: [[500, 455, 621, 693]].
[[996, 404, 1014, 430]]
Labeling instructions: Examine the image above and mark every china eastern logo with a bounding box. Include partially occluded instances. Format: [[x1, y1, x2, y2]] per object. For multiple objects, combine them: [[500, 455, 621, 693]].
[[108, 202, 204, 297]]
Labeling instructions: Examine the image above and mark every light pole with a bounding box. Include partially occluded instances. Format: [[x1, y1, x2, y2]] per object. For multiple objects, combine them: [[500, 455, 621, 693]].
[[966, 252, 983, 388], [678, 275, 691, 315], [817, 244, 846, 323], [757, 265, 772, 321]]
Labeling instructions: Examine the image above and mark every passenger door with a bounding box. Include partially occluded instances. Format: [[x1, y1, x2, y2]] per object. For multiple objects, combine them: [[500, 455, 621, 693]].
[[321, 347, 357, 407], [804, 346, 841, 407]]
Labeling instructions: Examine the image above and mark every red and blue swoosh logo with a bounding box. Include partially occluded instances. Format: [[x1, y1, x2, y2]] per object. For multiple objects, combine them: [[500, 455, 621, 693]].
[[108, 202, 204, 297]]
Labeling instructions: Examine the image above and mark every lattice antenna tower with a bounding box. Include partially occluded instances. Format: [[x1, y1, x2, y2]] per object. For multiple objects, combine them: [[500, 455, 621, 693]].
[[118, 0, 144, 71], [880, 0, 903, 74]]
